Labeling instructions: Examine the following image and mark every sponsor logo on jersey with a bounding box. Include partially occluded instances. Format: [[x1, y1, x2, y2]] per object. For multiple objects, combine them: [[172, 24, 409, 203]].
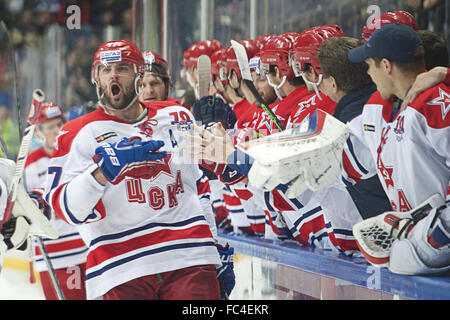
[[363, 124, 375, 132], [95, 132, 118, 143]]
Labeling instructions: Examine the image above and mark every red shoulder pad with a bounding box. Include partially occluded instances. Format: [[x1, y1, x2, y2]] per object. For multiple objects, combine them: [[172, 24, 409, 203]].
[[408, 83, 450, 129]]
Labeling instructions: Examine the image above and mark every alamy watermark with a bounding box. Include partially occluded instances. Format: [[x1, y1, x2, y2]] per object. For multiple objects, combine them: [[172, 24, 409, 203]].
[[66, 5, 81, 30]]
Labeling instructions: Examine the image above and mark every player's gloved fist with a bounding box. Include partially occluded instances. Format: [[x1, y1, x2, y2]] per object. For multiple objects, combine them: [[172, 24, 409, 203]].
[[93, 137, 167, 185], [215, 242, 235, 299], [193, 95, 237, 129], [28, 188, 51, 220]]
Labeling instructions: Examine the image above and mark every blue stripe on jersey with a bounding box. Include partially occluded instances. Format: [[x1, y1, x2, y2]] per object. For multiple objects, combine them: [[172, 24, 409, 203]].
[[35, 247, 89, 263], [42, 232, 82, 242], [227, 208, 245, 214], [290, 198, 304, 210], [85, 241, 216, 281], [346, 138, 369, 175], [63, 185, 97, 225], [264, 192, 275, 212], [246, 215, 265, 220], [290, 206, 322, 233], [89, 215, 207, 247], [341, 176, 353, 187]]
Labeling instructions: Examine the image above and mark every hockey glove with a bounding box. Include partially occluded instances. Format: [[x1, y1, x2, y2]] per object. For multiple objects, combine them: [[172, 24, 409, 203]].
[[93, 137, 167, 185], [216, 242, 235, 299], [28, 188, 51, 220], [193, 95, 237, 129]]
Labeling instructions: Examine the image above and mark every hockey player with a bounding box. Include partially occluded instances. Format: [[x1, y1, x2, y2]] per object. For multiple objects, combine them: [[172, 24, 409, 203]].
[[0, 158, 58, 274], [255, 33, 312, 134], [140, 51, 171, 102], [24, 101, 88, 300], [44, 39, 223, 300], [348, 24, 449, 274], [287, 25, 344, 128], [183, 39, 222, 100], [361, 10, 418, 43]]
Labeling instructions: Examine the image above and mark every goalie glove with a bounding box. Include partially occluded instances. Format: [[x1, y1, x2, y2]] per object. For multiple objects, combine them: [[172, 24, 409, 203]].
[[241, 110, 349, 197], [215, 242, 235, 299], [352, 193, 445, 269], [93, 137, 167, 185]]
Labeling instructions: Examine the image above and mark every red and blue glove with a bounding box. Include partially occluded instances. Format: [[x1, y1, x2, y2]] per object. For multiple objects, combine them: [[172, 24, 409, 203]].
[[93, 137, 167, 185]]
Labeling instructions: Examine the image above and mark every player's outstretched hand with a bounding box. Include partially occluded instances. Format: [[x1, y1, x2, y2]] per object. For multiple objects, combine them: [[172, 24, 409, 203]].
[[93, 137, 167, 185], [183, 124, 236, 164]]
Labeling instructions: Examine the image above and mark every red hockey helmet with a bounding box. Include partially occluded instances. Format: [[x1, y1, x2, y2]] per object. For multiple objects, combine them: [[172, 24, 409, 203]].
[[259, 34, 296, 79], [142, 51, 170, 79], [362, 10, 418, 42], [183, 39, 222, 70], [255, 34, 276, 50], [91, 39, 145, 85], [307, 24, 346, 38], [211, 47, 227, 79], [35, 102, 64, 124], [224, 39, 258, 79], [280, 32, 301, 44], [290, 26, 345, 77]]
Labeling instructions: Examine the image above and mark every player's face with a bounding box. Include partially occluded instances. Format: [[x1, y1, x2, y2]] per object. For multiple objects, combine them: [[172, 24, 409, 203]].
[[253, 71, 277, 104], [365, 58, 394, 100], [140, 73, 168, 102], [38, 117, 64, 149], [98, 62, 137, 110], [318, 76, 337, 102], [303, 69, 318, 93]]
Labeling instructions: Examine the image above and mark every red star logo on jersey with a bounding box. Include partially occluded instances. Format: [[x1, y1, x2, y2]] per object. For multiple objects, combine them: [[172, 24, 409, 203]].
[[292, 95, 317, 124], [141, 152, 173, 181], [427, 88, 450, 120]]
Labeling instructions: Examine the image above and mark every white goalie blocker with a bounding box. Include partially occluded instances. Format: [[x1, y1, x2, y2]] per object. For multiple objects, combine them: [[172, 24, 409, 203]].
[[0, 159, 58, 240], [237, 109, 349, 198]]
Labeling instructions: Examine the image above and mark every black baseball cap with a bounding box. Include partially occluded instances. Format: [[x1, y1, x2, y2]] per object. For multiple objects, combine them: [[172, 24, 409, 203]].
[[348, 23, 422, 63]]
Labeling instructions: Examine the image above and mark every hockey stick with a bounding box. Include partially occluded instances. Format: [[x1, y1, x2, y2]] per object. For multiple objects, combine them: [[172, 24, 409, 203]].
[[0, 137, 9, 159], [230, 40, 285, 131], [0, 23, 64, 298], [2, 89, 45, 224], [197, 54, 212, 99]]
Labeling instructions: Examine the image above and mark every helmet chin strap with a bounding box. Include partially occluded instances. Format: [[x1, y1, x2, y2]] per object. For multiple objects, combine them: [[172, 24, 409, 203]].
[[302, 73, 323, 100], [266, 74, 286, 100]]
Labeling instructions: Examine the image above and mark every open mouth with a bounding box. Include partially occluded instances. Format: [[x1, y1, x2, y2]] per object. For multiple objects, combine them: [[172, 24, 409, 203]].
[[110, 83, 121, 98]]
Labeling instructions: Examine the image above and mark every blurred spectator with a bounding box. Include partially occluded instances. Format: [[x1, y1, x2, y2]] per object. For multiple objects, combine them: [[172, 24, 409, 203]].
[[0, 105, 20, 159], [417, 29, 450, 69]]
